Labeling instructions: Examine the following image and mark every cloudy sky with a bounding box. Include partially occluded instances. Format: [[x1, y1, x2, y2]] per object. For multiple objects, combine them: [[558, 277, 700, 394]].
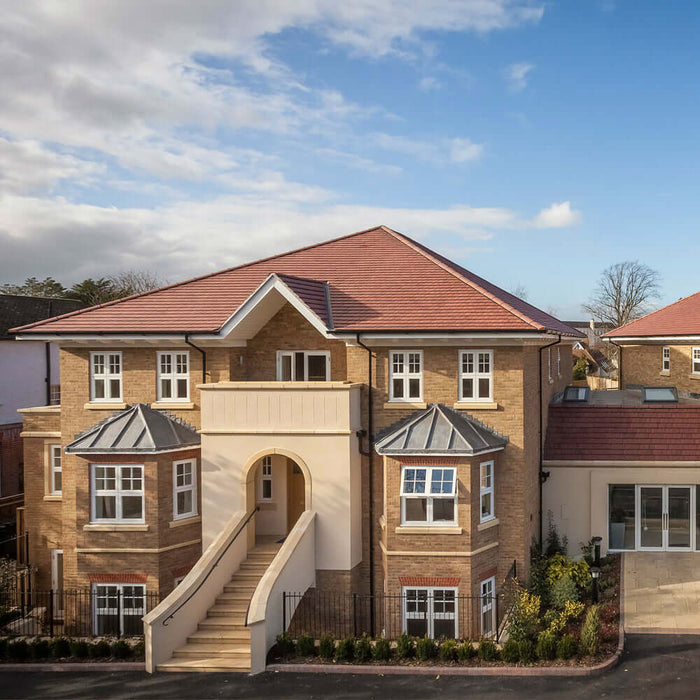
[[2, 1, 699, 317]]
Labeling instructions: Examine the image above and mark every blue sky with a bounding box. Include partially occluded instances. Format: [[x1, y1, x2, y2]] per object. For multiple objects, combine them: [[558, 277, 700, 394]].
[[1, 1, 699, 318]]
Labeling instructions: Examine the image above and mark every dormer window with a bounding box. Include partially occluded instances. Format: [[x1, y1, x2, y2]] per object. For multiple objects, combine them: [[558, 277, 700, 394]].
[[276, 351, 330, 381]]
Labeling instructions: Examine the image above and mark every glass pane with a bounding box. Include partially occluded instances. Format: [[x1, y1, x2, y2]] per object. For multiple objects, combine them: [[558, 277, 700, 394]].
[[408, 378, 420, 399], [177, 491, 192, 515], [95, 495, 116, 519], [262, 480, 272, 499], [481, 493, 492, 519], [405, 498, 427, 521], [121, 496, 143, 520], [406, 618, 428, 637], [478, 378, 490, 399], [96, 612, 120, 636], [307, 355, 327, 381], [161, 378, 172, 399], [462, 353, 473, 374], [668, 487, 691, 548], [280, 355, 292, 381], [462, 378, 473, 399], [640, 487, 663, 548], [176, 378, 188, 398], [123, 614, 142, 636], [94, 379, 105, 400], [109, 379, 121, 398], [608, 485, 635, 550], [432, 498, 454, 522], [393, 378, 404, 399], [160, 355, 171, 373], [53, 471, 62, 492], [434, 617, 455, 639]]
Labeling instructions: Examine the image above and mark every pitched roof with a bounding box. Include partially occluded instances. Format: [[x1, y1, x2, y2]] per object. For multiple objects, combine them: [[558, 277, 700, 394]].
[[0, 295, 83, 340], [65, 403, 200, 454], [12, 226, 583, 337], [605, 290, 700, 338], [544, 402, 700, 462], [375, 403, 508, 456]]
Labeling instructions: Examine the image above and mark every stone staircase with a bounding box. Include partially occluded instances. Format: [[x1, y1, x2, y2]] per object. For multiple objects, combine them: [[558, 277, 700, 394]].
[[157, 541, 281, 672]]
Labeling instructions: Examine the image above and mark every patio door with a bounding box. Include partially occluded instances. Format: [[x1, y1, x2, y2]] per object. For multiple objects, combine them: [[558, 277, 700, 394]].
[[637, 485, 693, 551]]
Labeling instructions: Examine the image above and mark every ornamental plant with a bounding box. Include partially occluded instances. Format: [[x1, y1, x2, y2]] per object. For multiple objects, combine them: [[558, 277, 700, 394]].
[[296, 633, 315, 657], [457, 640, 475, 661], [415, 635, 437, 661], [318, 634, 335, 660], [372, 637, 391, 661], [335, 636, 355, 662], [506, 586, 541, 642], [536, 630, 557, 660], [477, 639, 498, 661], [395, 633, 414, 660], [546, 553, 591, 590], [548, 600, 585, 635], [501, 639, 520, 663], [354, 634, 372, 663], [551, 574, 579, 610], [438, 639, 457, 662], [556, 634, 578, 659], [580, 605, 601, 656]]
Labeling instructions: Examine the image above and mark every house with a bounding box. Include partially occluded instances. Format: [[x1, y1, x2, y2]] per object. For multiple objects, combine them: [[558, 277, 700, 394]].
[[12, 226, 581, 671], [543, 291, 700, 559], [563, 319, 613, 348], [0, 295, 82, 546]]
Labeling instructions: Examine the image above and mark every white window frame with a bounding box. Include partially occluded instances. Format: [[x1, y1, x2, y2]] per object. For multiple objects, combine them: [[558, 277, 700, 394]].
[[90, 464, 145, 524], [557, 347, 562, 377], [92, 583, 146, 636], [402, 586, 458, 639], [276, 351, 330, 381], [389, 350, 423, 402], [259, 455, 273, 502], [547, 348, 552, 382], [479, 460, 495, 523], [157, 351, 190, 402], [90, 351, 122, 402], [458, 350, 493, 402], [173, 458, 197, 520], [400, 466, 457, 526], [480, 577, 496, 637], [692, 347, 700, 375], [662, 346, 670, 372], [49, 444, 62, 495]]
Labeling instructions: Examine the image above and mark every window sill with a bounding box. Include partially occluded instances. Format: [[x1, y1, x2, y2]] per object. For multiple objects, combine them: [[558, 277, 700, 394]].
[[453, 401, 498, 410], [477, 517, 499, 531], [43, 495, 62, 502], [152, 402, 195, 410], [395, 525, 463, 535], [83, 523, 149, 532], [660, 370, 670, 376], [690, 374, 700, 381], [169, 515, 201, 528], [384, 402, 427, 410], [84, 402, 127, 410]]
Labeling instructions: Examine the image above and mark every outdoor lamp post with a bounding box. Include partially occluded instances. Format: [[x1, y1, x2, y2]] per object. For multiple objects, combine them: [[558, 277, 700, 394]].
[[592, 536, 602, 567], [591, 566, 601, 604]]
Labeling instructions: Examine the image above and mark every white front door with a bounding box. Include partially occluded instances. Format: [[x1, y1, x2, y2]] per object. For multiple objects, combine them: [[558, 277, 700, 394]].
[[637, 485, 693, 551], [50, 549, 63, 616]]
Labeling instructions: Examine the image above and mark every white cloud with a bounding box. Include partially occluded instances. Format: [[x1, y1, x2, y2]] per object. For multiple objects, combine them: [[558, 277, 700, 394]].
[[505, 62, 534, 92], [316, 148, 403, 175], [418, 76, 442, 91], [371, 133, 484, 165], [533, 201, 582, 228], [449, 138, 484, 163]]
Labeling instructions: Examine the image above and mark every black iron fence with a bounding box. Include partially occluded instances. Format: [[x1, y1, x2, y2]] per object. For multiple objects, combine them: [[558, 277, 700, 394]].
[[0, 587, 161, 638]]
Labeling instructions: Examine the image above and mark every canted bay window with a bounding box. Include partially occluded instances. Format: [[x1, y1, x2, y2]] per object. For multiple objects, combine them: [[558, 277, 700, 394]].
[[459, 350, 493, 402], [173, 459, 197, 519], [91, 465, 144, 523], [276, 351, 330, 381], [157, 351, 189, 401], [400, 466, 457, 525], [90, 352, 122, 402], [480, 460, 495, 523], [390, 350, 422, 402], [93, 583, 145, 636], [403, 587, 457, 638]]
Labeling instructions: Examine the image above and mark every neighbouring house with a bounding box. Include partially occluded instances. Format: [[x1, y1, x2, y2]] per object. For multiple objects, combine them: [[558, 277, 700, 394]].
[[564, 319, 613, 348], [0, 295, 82, 548], [544, 291, 700, 559], [12, 226, 582, 672], [572, 342, 616, 389]]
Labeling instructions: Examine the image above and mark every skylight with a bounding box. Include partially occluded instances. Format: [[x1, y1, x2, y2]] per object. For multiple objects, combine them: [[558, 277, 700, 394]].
[[642, 386, 678, 403], [563, 386, 589, 402]]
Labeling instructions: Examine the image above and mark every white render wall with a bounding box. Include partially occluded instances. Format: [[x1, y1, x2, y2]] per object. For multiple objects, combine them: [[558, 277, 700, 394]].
[[0, 340, 57, 424]]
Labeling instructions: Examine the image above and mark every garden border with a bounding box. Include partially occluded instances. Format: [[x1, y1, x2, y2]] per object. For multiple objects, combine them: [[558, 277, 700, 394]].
[[0, 662, 145, 671]]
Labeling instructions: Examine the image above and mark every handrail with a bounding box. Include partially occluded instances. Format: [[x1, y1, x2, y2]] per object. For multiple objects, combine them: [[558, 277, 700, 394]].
[[162, 506, 259, 626]]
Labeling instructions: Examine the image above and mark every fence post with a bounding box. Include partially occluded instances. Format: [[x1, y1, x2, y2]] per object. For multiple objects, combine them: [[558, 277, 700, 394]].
[[117, 589, 122, 637], [352, 593, 358, 637], [495, 593, 500, 643], [282, 592, 287, 633], [49, 589, 54, 637]]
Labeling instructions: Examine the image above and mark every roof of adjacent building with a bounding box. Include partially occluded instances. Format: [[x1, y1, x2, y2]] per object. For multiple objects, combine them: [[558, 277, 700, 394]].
[[65, 403, 200, 454], [604, 290, 700, 338], [544, 390, 700, 462], [12, 226, 582, 337], [375, 403, 508, 456], [0, 295, 83, 340]]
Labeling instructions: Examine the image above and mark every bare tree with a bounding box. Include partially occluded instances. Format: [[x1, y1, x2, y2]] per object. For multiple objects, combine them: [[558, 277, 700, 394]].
[[108, 270, 167, 298], [583, 261, 661, 329], [509, 283, 529, 300]]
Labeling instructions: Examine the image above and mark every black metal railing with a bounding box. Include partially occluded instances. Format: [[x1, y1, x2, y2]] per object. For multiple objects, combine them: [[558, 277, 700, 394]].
[[0, 532, 28, 563], [0, 587, 161, 638], [282, 590, 511, 642]]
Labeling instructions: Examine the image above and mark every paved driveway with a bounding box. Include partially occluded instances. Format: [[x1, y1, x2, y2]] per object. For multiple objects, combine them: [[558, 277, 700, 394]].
[[624, 552, 700, 633]]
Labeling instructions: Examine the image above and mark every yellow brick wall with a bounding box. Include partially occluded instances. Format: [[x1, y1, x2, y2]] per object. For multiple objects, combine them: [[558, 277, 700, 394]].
[[622, 343, 700, 394]]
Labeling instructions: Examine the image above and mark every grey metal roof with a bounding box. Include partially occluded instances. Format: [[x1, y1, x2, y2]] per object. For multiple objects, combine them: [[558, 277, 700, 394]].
[[374, 403, 508, 456], [65, 404, 200, 454]]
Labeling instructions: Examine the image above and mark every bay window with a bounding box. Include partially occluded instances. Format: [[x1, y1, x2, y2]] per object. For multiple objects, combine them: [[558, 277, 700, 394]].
[[400, 466, 456, 525], [173, 459, 197, 519], [480, 461, 495, 523], [91, 465, 144, 523]]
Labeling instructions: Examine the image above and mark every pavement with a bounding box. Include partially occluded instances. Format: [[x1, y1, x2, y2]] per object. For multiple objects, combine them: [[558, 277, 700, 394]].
[[624, 551, 700, 633], [1, 634, 700, 699]]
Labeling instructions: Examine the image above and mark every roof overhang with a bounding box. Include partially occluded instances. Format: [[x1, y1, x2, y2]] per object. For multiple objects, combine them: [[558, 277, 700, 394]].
[[604, 336, 700, 343]]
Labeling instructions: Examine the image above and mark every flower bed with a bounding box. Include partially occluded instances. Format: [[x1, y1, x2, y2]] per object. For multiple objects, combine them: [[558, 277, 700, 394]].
[[0, 636, 145, 663]]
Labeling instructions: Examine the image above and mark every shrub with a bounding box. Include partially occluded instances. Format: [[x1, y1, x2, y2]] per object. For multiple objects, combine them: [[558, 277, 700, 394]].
[[111, 639, 132, 659], [318, 634, 335, 660], [395, 633, 414, 660], [518, 640, 535, 664], [335, 637, 355, 662], [501, 638, 520, 664], [545, 513, 567, 556], [546, 553, 591, 590], [7, 639, 29, 661], [354, 634, 372, 663], [529, 554, 551, 608], [296, 633, 316, 657], [600, 603, 619, 625], [372, 637, 391, 662], [415, 635, 437, 661], [507, 586, 541, 642], [457, 640, 475, 661], [536, 630, 557, 661], [88, 640, 112, 659], [50, 637, 71, 659], [70, 640, 89, 659], [275, 631, 295, 657], [573, 357, 588, 381], [131, 641, 145, 659], [556, 634, 578, 660], [477, 639, 498, 661], [580, 605, 601, 656], [551, 574, 579, 610], [438, 638, 457, 663], [30, 638, 50, 659]]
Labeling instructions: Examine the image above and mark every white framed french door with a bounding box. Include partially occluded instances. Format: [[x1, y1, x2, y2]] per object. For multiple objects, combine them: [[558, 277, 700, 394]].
[[636, 485, 694, 551]]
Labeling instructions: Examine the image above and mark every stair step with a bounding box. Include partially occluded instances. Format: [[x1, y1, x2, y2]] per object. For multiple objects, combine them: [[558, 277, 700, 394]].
[[189, 629, 250, 643], [216, 593, 254, 603], [174, 644, 251, 658], [223, 583, 258, 593], [158, 658, 250, 673], [208, 609, 247, 619], [197, 619, 249, 631]]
